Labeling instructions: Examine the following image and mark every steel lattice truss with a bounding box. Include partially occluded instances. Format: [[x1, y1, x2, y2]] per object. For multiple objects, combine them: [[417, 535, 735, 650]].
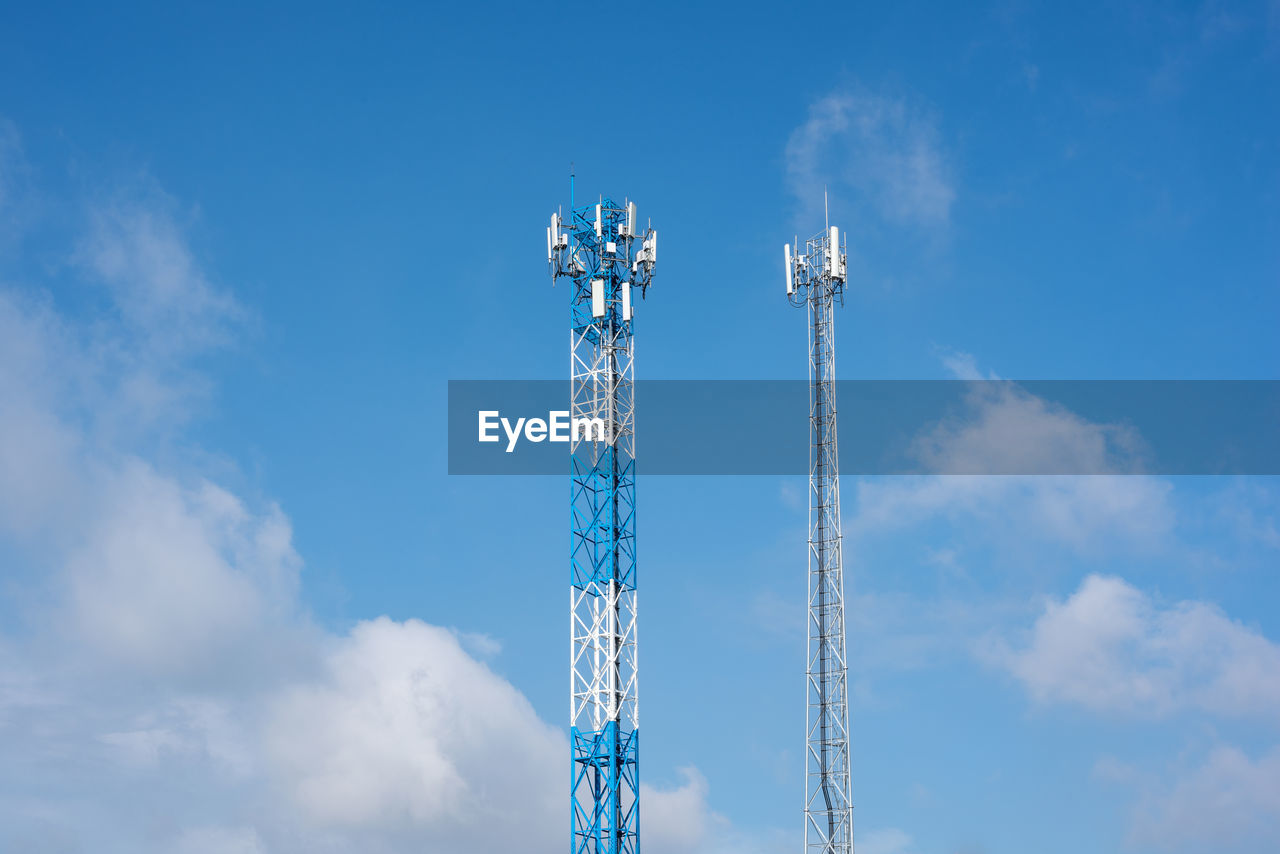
[[550, 193, 656, 854], [787, 225, 853, 854]]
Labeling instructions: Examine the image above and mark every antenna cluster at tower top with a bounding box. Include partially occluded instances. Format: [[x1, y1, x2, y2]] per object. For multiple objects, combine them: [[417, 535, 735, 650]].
[[784, 225, 848, 308], [547, 197, 658, 324]]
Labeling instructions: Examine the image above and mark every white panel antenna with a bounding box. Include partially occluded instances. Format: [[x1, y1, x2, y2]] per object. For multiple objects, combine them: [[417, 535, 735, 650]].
[[622, 281, 632, 321], [627, 202, 636, 237], [595, 204, 602, 238], [785, 244, 793, 295], [829, 226, 839, 276], [591, 278, 605, 317]]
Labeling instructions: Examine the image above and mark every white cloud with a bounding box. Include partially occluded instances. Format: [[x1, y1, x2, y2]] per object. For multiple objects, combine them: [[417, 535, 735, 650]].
[[910, 380, 1147, 476], [99, 697, 253, 776], [1120, 745, 1280, 853], [937, 349, 993, 381], [0, 273, 309, 684], [851, 475, 1174, 555], [639, 767, 789, 854], [847, 352, 1174, 554], [0, 133, 740, 854], [642, 767, 722, 854], [0, 292, 85, 539], [785, 88, 954, 229], [1213, 480, 1280, 551], [65, 466, 304, 677], [265, 617, 563, 845], [988, 574, 1280, 719], [77, 190, 244, 356], [907, 348, 1150, 477]]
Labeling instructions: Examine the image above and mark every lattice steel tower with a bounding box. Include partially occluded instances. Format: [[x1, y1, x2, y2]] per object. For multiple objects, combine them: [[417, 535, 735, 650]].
[[785, 211, 852, 854], [548, 186, 657, 854]]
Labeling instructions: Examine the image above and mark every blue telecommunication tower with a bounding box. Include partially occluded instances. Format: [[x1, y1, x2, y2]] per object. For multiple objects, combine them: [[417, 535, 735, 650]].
[[548, 184, 657, 854]]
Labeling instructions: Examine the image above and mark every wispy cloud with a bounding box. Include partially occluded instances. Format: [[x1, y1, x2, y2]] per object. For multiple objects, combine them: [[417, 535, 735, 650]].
[[77, 186, 246, 357], [1102, 743, 1280, 853], [846, 351, 1174, 553], [785, 88, 955, 230]]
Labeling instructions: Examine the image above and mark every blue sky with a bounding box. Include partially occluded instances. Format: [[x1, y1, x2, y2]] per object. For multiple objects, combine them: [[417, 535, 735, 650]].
[[0, 2, 1278, 853]]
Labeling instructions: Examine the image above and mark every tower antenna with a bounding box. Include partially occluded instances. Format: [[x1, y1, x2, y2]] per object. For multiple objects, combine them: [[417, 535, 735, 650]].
[[547, 189, 658, 854], [783, 209, 852, 854]]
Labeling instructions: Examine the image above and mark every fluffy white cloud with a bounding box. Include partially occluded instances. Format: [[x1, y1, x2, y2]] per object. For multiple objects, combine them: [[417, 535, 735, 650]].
[[65, 466, 303, 677], [989, 574, 1280, 719], [0, 179, 307, 684], [641, 767, 719, 854], [265, 618, 563, 845], [0, 135, 741, 854]]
